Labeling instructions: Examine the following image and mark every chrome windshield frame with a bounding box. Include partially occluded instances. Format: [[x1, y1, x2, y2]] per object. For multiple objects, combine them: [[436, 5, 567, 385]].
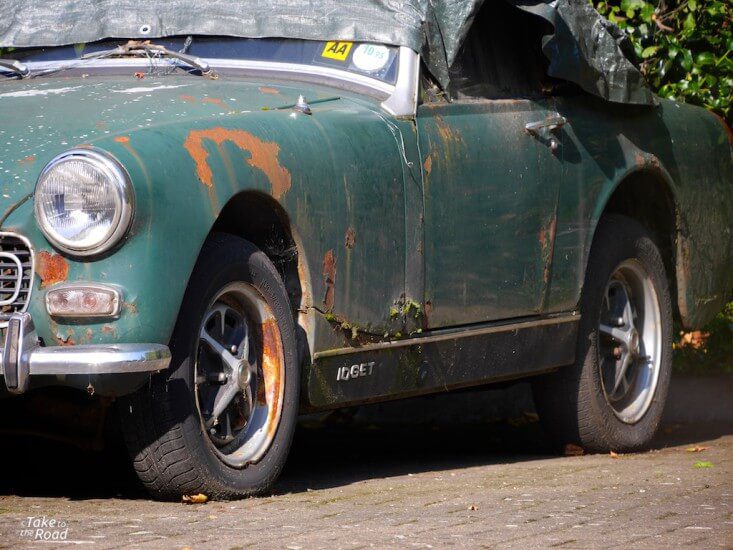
[[2, 46, 420, 117]]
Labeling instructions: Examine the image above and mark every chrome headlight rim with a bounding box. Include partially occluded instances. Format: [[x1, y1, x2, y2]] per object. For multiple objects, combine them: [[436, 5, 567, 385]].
[[34, 147, 134, 257]]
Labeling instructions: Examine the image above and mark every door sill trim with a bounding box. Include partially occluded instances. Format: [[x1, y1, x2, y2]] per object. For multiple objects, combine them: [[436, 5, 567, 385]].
[[314, 312, 580, 359]]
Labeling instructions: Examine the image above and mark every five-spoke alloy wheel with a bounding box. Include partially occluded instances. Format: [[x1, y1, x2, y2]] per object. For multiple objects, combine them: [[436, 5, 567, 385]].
[[195, 284, 285, 468], [598, 260, 662, 424]]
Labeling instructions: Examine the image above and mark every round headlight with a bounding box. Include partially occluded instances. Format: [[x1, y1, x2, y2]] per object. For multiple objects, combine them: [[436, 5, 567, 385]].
[[34, 148, 134, 256]]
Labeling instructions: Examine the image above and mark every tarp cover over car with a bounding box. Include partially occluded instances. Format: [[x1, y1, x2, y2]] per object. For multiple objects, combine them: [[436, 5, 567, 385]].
[[0, 0, 656, 105]]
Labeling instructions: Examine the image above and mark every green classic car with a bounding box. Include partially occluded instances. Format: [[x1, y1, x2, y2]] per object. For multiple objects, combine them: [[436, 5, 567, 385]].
[[1, 0, 731, 499]]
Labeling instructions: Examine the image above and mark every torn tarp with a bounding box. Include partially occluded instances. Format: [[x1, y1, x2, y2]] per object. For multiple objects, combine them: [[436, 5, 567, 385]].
[[0, 0, 656, 105]]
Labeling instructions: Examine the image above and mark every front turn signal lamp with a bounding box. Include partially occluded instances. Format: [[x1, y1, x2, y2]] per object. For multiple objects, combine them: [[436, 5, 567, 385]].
[[46, 283, 121, 319]]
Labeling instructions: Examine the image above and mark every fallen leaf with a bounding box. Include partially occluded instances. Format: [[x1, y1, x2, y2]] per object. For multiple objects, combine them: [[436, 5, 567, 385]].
[[182, 493, 209, 504], [610, 451, 620, 459], [677, 330, 710, 350], [468, 505, 478, 511], [693, 461, 713, 469], [563, 443, 584, 456], [685, 446, 709, 453]]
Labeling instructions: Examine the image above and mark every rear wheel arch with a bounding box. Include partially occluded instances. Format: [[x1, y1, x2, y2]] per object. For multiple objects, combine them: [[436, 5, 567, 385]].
[[592, 169, 684, 325]]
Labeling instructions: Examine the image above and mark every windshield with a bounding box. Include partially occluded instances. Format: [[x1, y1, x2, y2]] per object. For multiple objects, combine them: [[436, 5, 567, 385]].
[[0, 37, 400, 84]]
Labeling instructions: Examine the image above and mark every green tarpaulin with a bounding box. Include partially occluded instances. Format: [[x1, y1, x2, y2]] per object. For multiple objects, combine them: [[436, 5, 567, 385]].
[[0, 0, 656, 105]]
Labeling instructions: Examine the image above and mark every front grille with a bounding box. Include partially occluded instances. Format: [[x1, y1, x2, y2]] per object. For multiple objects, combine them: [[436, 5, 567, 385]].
[[0, 233, 33, 323]]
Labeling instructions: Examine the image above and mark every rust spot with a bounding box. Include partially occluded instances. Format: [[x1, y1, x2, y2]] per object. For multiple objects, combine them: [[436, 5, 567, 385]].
[[345, 227, 356, 249], [322, 249, 336, 313], [634, 151, 661, 170], [36, 251, 68, 287], [84, 328, 94, 343], [434, 114, 461, 144], [180, 94, 196, 103], [18, 155, 35, 165], [259, 86, 280, 95], [423, 154, 432, 176], [101, 324, 117, 335], [183, 128, 292, 199], [56, 329, 76, 347], [261, 318, 284, 440], [123, 301, 138, 315], [114, 136, 130, 144], [424, 300, 433, 326], [539, 216, 557, 284], [201, 97, 230, 109]]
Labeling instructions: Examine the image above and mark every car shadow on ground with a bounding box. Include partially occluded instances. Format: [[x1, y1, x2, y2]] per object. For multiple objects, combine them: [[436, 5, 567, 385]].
[[0, 377, 730, 500]]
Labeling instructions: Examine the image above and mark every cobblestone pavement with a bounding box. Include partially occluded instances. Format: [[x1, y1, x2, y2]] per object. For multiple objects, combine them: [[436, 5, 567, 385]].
[[0, 378, 731, 549]]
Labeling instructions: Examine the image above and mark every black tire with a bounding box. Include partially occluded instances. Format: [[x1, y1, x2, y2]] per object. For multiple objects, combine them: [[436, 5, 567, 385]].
[[532, 214, 673, 452], [119, 233, 300, 500]]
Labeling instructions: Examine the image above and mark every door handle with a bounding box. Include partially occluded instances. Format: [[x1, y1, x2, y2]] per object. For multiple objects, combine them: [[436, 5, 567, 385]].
[[525, 115, 568, 136], [525, 115, 567, 152]]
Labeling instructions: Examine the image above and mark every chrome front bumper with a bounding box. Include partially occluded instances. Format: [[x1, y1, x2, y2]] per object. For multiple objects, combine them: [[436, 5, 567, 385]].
[[1, 312, 171, 394]]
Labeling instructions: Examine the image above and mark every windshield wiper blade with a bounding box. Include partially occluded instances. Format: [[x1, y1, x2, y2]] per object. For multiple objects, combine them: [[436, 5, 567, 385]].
[[0, 59, 30, 78], [81, 40, 215, 77]]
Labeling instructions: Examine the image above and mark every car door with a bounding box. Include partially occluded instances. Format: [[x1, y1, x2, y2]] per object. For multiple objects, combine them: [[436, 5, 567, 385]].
[[416, 3, 564, 328]]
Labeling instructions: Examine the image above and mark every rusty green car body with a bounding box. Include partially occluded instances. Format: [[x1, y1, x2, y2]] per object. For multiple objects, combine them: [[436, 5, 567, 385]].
[[0, 8, 732, 499], [2, 67, 731, 403]]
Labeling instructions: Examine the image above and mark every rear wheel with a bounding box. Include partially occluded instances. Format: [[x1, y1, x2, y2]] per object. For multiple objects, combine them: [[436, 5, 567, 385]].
[[533, 214, 673, 452], [120, 234, 299, 500]]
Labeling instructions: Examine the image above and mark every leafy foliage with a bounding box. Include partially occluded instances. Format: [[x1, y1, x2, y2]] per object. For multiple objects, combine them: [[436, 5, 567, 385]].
[[596, 0, 732, 123]]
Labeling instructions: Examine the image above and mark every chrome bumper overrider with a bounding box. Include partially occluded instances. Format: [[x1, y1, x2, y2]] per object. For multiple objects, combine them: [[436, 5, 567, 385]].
[[0, 312, 171, 394]]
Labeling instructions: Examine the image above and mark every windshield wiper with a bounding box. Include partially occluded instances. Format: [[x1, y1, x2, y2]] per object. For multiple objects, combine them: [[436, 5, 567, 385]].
[[0, 59, 30, 78], [81, 40, 215, 77]]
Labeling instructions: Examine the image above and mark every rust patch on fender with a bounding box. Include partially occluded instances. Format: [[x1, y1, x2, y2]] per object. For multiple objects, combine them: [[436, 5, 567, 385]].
[[345, 227, 356, 249], [322, 249, 337, 312], [18, 155, 36, 165], [183, 127, 292, 198], [36, 251, 69, 287], [261, 318, 284, 440], [259, 86, 280, 95], [201, 97, 230, 109], [423, 154, 432, 176], [114, 136, 130, 144], [56, 328, 76, 347], [180, 94, 196, 103], [634, 151, 661, 169]]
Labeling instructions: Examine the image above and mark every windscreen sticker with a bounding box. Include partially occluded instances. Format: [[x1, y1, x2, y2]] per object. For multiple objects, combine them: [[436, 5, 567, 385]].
[[321, 41, 353, 62], [351, 44, 390, 72]]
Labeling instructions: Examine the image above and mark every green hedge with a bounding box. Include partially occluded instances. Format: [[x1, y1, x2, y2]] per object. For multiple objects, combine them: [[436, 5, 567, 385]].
[[595, 0, 732, 124]]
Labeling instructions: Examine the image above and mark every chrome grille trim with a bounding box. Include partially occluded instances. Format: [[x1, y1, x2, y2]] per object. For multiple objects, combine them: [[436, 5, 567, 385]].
[[0, 232, 35, 327]]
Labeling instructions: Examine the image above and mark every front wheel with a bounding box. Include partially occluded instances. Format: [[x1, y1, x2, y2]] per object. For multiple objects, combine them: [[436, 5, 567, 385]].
[[120, 234, 299, 500], [533, 214, 673, 452]]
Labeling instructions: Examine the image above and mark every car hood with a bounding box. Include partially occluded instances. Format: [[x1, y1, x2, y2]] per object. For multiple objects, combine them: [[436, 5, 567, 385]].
[[0, 74, 342, 212]]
